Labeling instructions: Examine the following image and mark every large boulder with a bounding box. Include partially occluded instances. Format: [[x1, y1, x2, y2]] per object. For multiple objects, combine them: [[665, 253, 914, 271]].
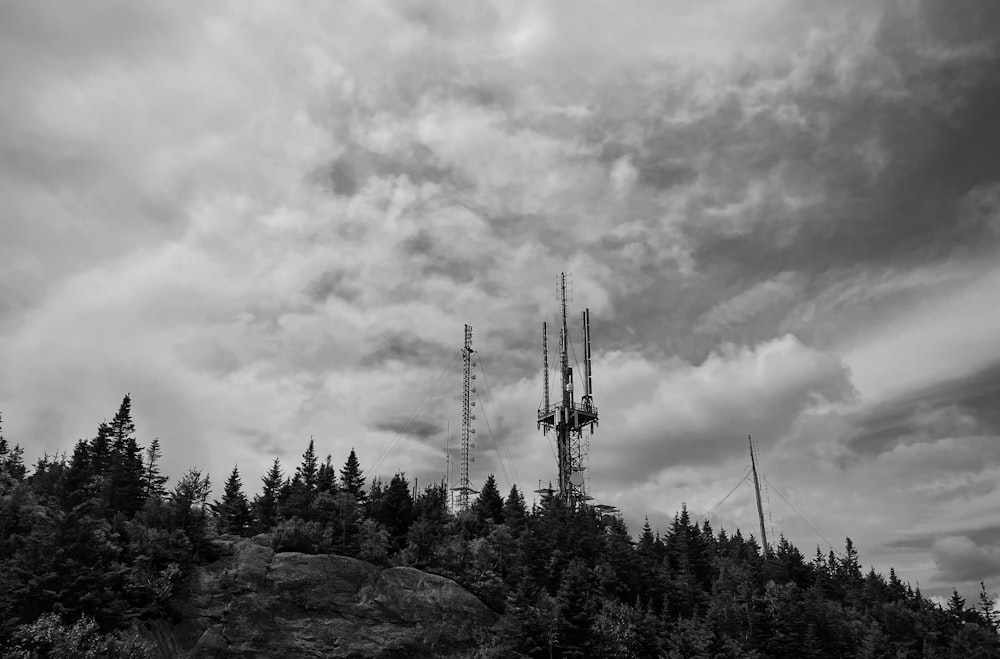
[[158, 537, 499, 658]]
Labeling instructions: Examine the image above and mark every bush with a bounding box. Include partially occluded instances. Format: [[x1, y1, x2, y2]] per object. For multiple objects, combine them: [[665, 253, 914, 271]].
[[3, 613, 153, 659], [271, 518, 327, 554]]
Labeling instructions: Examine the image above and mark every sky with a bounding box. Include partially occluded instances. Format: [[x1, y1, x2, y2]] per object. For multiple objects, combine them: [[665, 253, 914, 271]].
[[2, 0, 999, 600]]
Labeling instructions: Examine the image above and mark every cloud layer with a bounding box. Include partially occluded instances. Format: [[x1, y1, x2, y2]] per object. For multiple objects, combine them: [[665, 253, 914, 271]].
[[2, 0, 999, 599]]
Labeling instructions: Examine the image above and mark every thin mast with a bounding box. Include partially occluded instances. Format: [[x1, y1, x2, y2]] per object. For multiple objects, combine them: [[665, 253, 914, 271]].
[[749, 434, 769, 557]]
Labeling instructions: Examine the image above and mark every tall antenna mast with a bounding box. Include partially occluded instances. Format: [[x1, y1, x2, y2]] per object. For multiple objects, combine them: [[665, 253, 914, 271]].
[[451, 325, 477, 512], [541, 321, 550, 424], [537, 273, 598, 505], [749, 434, 769, 557]]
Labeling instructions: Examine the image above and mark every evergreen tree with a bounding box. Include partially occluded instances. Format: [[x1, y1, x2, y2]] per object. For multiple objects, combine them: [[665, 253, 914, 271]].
[[297, 438, 319, 492], [473, 474, 504, 527], [502, 484, 528, 529], [371, 473, 413, 551], [169, 468, 212, 554], [59, 440, 94, 509], [978, 582, 998, 632], [340, 448, 366, 502], [0, 413, 27, 486], [282, 439, 321, 520], [89, 422, 113, 476], [555, 558, 596, 655], [107, 395, 145, 516], [252, 458, 282, 532], [317, 454, 338, 495], [214, 466, 252, 536], [142, 437, 169, 500]]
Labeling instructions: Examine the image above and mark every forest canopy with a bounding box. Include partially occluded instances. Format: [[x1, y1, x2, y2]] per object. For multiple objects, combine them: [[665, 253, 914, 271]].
[[1, 397, 998, 657]]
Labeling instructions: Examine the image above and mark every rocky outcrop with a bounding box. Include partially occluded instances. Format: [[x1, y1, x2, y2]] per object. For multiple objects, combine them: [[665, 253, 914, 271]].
[[156, 536, 499, 658]]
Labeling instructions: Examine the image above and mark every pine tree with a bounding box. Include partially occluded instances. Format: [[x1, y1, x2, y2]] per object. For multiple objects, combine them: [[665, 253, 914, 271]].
[[59, 439, 94, 509], [978, 582, 998, 632], [215, 466, 252, 536], [107, 394, 145, 516], [297, 438, 319, 492], [170, 468, 212, 552], [89, 422, 113, 476], [473, 474, 504, 526], [340, 448, 366, 502], [503, 484, 528, 529], [252, 458, 282, 532], [282, 439, 321, 520], [142, 437, 168, 500], [0, 412, 26, 484], [317, 454, 338, 495], [371, 473, 413, 551]]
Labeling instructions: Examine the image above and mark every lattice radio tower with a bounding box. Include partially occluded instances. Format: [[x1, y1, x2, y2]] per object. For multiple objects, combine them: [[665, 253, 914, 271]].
[[451, 324, 478, 512], [537, 273, 598, 504]]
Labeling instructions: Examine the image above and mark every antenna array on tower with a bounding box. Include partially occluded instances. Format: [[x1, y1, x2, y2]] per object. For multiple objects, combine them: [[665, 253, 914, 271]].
[[537, 273, 598, 504]]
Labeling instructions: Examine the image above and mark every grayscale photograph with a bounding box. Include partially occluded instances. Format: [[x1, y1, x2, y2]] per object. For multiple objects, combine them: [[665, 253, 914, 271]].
[[1, 1, 998, 656]]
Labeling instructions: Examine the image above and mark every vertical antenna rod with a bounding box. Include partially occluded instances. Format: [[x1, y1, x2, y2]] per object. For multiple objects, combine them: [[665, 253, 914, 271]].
[[558, 274, 571, 499], [582, 309, 593, 404], [749, 434, 769, 557], [541, 321, 550, 425]]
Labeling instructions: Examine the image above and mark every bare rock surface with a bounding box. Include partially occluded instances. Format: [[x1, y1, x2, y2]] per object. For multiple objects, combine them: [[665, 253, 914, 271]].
[[157, 536, 498, 658]]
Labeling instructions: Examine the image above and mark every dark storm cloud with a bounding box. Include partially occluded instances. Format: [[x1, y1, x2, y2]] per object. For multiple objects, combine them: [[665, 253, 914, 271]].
[[305, 269, 361, 304], [888, 525, 1000, 552], [308, 143, 451, 197], [849, 360, 1000, 455], [373, 417, 443, 441], [931, 536, 1000, 584], [359, 331, 455, 369]]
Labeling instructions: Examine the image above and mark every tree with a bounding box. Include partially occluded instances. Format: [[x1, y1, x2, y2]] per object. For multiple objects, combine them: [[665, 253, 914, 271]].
[[555, 558, 596, 655], [317, 454, 338, 495], [107, 395, 145, 516], [89, 422, 113, 476], [371, 473, 413, 551], [282, 439, 321, 520], [6, 612, 153, 658], [297, 438, 319, 492], [503, 484, 528, 529], [142, 437, 168, 500], [169, 468, 211, 554], [978, 582, 998, 633], [0, 412, 26, 485], [214, 466, 252, 536], [252, 458, 282, 533], [473, 474, 504, 527], [340, 448, 366, 502]]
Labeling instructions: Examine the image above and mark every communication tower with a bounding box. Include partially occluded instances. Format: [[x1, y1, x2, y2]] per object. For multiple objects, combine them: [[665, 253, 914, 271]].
[[537, 273, 598, 504], [451, 324, 478, 511]]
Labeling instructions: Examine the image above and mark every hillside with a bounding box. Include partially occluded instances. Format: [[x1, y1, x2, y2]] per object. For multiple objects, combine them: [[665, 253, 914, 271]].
[[1, 398, 999, 657]]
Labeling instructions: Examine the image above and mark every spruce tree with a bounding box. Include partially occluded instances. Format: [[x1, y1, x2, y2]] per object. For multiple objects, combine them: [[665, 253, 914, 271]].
[[215, 466, 252, 536], [340, 448, 366, 502], [0, 413, 26, 483], [503, 484, 528, 528], [107, 395, 145, 516], [297, 438, 319, 492], [317, 454, 338, 495], [473, 474, 504, 526], [142, 437, 169, 500], [89, 422, 113, 476], [978, 582, 998, 632], [252, 458, 282, 532], [371, 473, 412, 551]]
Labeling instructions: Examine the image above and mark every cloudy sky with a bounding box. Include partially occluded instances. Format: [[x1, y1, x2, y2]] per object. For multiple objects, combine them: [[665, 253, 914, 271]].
[[2, 0, 999, 599]]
